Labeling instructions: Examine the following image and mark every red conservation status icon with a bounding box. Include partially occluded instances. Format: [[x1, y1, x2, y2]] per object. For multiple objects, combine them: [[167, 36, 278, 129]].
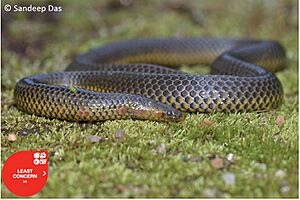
[[2, 150, 48, 196]]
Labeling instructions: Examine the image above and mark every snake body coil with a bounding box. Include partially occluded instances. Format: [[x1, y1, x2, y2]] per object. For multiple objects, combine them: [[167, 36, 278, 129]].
[[14, 38, 286, 122]]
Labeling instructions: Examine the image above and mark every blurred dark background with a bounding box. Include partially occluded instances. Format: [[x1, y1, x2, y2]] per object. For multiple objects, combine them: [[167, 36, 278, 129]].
[[2, 0, 297, 60]]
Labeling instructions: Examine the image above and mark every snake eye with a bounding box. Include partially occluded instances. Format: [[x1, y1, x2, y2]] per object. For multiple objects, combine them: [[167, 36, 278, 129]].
[[166, 111, 175, 118]]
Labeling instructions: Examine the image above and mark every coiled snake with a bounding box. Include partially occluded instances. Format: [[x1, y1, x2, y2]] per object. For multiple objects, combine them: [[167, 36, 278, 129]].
[[14, 38, 286, 122]]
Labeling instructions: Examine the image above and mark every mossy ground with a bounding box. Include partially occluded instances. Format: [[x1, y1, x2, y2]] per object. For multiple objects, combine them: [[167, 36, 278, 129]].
[[1, 0, 298, 198]]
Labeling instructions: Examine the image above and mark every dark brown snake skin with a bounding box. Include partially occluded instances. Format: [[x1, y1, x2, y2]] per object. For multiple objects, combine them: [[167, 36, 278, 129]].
[[14, 38, 286, 122]]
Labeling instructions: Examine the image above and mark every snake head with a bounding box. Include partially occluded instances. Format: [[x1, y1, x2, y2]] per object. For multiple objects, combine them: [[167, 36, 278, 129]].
[[154, 108, 185, 122], [132, 99, 185, 122]]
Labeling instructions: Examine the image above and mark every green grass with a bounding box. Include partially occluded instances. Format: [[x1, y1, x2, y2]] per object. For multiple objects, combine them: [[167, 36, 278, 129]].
[[1, 0, 298, 198]]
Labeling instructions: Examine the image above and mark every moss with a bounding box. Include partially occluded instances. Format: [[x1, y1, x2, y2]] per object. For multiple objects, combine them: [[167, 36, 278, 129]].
[[1, 0, 298, 198]]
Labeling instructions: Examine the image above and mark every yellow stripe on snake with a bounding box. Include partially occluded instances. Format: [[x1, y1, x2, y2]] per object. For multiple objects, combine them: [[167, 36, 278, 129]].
[[14, 38, 286, 122]]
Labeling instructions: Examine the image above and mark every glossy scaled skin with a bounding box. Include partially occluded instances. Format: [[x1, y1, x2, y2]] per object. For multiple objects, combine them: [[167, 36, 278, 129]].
[[14, 76, 183, 122], [14, 38, 286, 122]]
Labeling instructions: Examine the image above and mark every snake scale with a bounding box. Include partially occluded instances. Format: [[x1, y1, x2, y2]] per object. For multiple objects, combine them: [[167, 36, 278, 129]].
[[14, 38, 286, 122]]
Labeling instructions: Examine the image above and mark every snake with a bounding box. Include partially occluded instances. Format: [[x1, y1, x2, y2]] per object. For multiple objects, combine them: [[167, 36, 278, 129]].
[[14, 38, 286, 122]]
